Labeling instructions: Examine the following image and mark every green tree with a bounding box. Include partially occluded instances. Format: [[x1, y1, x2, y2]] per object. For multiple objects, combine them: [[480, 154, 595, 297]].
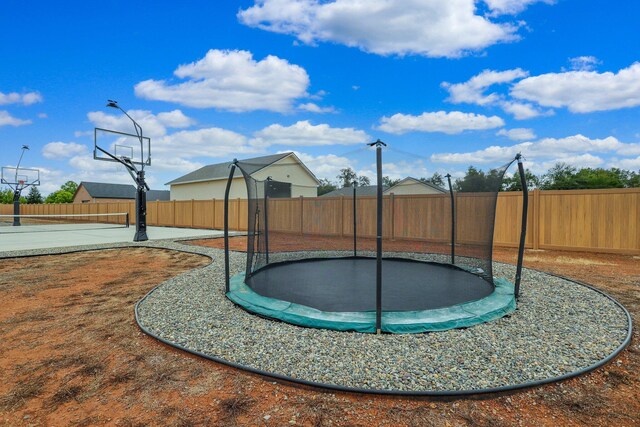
[[45, 190, 74, 204], [317, 178, 338, 196], [25, 186, 44, 204], [382, 176, 400, 187], [454, 166, 505, 192], [61, 181, 78, 194], [502, 169, 540, 191], [0, 189, 26, 204], [420, 172, 445, 188], [357, 175, 371, 186], [337, 168, 358, 187], [540, 163, 578, 190]]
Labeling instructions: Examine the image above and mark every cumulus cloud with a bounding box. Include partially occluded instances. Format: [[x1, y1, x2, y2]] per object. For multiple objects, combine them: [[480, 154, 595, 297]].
[[442, 68, 529, 105], [289, 151, 358, 181], [377, 111, 504, 135], [298, 102, 335, 113], [42, 142, 87, 159], [497, 128, 536, 141], [135, 49, 311, 113], [238, 0, 526, 58], [500, 100, 551, 119], [483, 0, 554, 16], [615, 156, 640, 170], [0, 91, 43, 106], [567, 56, 600, 72], [252, 120, 369, 146], [511, 62, 640, 113], [87, 109, 194, 138], [430, 134, 634, 173], [0, 111, 31, 127]]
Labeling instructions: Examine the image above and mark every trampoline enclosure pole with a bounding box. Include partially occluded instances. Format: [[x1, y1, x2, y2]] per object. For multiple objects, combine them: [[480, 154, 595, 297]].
[[515, 154, 528, 298], [369, 139, 386, 333], [224, 162, 237, 293], [264, 178, 270, 264], [353, 184, 357, 256], [445, 174, 455, 264], [13, 190, 21, 226]]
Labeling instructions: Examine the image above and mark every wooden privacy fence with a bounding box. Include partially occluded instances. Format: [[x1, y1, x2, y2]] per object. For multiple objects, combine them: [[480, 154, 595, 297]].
[[1, 188, 638, 254]]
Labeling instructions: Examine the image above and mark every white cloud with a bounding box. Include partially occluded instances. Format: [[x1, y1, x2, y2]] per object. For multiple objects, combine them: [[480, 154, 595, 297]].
[[567, 56, 600, 72], [511, 62, 640, 113], [0, 110, 31, 127], [252, 120, 369, 146], [377, 111, 504, 135], [154, 127, 261, 161], [135, 49, 311, 113], [484, 0, 554, 16], [42, 142, 87, 159], [442, 68, 528, 105], [497, 128, 536, 141], [617, 143, 640, 156], [87, 109, 195, 138], [298, 102, 335, 113], [0, 91, 42, 106], [500, 100, 551, 119], [430, 134, 631, 174], [290, 151, 357, 181], [238, 0, 524, 58], [615, 156, 640, 170]]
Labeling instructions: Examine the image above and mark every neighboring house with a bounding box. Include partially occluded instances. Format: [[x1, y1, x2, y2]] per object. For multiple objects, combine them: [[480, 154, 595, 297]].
[[384, 177, 447, 195], [72, 181, 170, 203], [166, 152, 320, 200], [321, 185, 388, 197]]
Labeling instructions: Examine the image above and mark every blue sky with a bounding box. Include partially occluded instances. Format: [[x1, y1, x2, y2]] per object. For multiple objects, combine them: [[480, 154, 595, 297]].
[[1, 0, 639, 194]]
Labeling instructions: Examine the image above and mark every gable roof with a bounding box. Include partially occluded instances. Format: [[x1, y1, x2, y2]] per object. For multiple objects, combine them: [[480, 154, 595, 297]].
[[321, 185, 388, 197], [166, 152, 320, 186], [75, 182, 171, 201], [384, 177, 447, 194], [79, 181, 136, 199]]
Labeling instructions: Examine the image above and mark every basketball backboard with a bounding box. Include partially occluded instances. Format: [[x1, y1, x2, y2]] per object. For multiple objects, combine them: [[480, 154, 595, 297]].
[[94, 127, 151, 166], [1, 166, 40, 189]]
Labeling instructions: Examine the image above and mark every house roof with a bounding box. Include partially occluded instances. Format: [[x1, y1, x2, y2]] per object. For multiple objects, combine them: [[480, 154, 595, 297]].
[[321, 185, 388, 197], [78, 182, 136, 199], [165, 152, 320, 186], [76, 181, 170, 201], [384, 177, 447, 194]]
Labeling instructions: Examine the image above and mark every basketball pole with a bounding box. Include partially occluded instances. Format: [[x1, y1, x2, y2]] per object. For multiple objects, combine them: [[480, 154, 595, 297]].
[[12, 145, 30, 226], [106, 100, 148, 242]]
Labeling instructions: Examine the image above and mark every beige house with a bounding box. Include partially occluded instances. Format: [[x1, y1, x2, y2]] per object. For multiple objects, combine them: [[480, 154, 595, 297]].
[[167, 152, 319, 200], [73, 181, 170, 203], [383, 177, 447, 195]]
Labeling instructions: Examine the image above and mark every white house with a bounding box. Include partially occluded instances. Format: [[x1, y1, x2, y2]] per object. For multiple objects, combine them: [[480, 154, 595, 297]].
[[166, 152, 319, 200]]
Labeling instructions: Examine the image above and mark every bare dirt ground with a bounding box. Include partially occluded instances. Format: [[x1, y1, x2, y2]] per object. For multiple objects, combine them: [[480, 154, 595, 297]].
[[0, 241, 638, 426]]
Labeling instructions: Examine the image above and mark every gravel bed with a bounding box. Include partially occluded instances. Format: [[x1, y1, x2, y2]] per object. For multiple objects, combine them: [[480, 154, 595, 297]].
[[1, 239, 630, 393], [134, 241, 631, 393]]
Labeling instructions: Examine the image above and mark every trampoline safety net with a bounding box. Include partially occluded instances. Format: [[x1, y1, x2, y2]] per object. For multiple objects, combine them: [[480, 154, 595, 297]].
[[225, 149, 525, 333]]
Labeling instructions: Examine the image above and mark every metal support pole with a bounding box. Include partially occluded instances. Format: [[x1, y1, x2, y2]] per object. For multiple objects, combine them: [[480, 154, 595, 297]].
[[134, 170, 148, 241], [515, 154, 529, 299], [264, 178, 271, 264], [445, 174, 455, 264], [353, 183, 357, 256], [368, 139, 386, 334], [13, 190, 21, 226], [224, 162, 237, 293]]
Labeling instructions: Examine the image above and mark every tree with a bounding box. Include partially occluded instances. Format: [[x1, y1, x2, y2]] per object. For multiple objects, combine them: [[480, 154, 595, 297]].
[[0, 189, 26, 204], [337, 168, 358, 187], [540, 163, 578, 190], [357, 176, 371, 186], [453, 166, 505, 192], [382, 176, 400, 187], [44, 181, 78, 204], [25, 186, 43, 204], [502, 169, 540, 191], [420, 172, 445, 188], [317, 178, 338, 196]]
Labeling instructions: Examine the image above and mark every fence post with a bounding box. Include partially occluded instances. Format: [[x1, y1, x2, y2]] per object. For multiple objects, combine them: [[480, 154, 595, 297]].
[[340, 195, 344, 237], [212, 198, 215, 229], [299, 195, 304, 235], [390, 193, 395, 241], [237, 198, 241, 231], [533, 189, 540, 250], [191, 199, 194, 228]]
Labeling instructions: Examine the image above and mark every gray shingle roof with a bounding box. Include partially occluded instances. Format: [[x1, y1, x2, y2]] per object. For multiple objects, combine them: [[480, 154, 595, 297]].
[[384, 177, 447, 194], [165, 153, 292, 186], [79, 182, 170, 200], [321, 185, 388, 197], [81, 182, 136, 199]]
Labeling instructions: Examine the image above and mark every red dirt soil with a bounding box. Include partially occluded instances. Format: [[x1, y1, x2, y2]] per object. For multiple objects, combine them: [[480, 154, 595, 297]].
[[0, 242, 638, 426]]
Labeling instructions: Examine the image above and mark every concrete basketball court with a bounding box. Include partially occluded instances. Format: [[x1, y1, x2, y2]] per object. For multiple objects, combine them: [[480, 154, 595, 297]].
[[0, 223, 226, 252]]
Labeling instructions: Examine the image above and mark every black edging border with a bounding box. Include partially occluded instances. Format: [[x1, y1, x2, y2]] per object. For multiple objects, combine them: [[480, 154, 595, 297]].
[[1, 242, 632, 397], [133, 245, 634, 397]]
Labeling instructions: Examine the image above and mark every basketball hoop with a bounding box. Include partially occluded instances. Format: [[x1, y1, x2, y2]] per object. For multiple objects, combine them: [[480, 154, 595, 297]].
[[18, 180, 25, 186]]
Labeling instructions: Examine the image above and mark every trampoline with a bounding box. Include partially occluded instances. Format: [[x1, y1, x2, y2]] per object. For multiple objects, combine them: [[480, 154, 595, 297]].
[[224, 144, 528, 333]]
